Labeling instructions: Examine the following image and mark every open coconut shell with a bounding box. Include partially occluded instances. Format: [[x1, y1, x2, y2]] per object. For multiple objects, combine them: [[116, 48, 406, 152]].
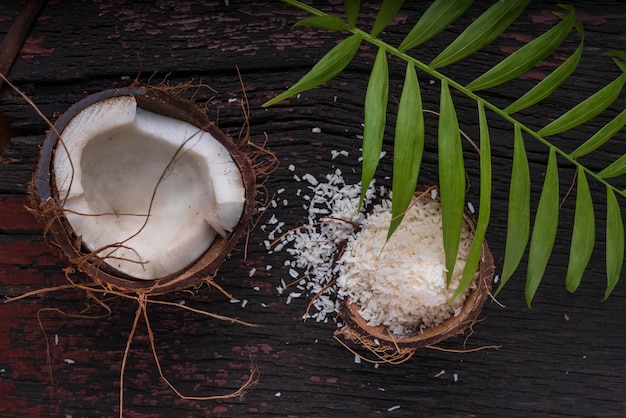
[[336, 189, 495, 359], [30, 87, 256, 295]]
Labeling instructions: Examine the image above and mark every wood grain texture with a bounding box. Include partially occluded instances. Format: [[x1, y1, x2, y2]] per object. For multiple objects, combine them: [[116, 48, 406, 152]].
[[1, 1, 625, 417]]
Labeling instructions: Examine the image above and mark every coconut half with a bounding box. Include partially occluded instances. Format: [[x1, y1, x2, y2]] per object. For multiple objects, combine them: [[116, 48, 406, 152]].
[[33, 87, 256, 293], [337, 189, 494, 353]]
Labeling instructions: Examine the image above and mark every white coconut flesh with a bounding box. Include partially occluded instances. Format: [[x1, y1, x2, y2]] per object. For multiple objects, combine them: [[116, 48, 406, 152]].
[[336, 197, 475, 337], [53, 96, 245, 280]]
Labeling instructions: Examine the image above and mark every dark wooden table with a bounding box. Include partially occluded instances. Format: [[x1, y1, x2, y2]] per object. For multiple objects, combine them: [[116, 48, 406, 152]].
[[1, 1, 625, 417]]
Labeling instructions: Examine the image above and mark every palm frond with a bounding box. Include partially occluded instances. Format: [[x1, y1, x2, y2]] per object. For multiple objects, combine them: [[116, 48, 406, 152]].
[[265, 0, 626, 303]]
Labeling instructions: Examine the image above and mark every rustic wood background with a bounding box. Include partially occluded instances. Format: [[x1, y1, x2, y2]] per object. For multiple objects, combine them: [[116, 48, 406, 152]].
[[1, 1, 625, 417]]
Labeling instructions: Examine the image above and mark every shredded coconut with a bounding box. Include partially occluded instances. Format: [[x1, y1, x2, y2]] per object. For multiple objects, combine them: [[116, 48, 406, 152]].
[[265, 150, 476, 335], [336, 196, 474, 336]]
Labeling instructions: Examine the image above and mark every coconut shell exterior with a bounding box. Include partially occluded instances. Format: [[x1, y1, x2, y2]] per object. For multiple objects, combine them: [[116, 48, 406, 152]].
[[337, 189, 495, 355], [30, 87, 256, 295]]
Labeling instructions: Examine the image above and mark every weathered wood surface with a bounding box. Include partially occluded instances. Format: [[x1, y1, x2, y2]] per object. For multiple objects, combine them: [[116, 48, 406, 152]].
[[1, 1, 625, 416]]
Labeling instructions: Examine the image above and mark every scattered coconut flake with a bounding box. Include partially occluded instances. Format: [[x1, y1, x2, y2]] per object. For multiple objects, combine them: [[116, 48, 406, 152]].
[[494, 275, 500, 284], [468, 202, 475, 214], [297, 93, 301, 99], [354, 354, 361, 364], [453, 373, 459, 382], [333, 95, 337, 102], [312, 127, 322, 133], [388, 406, 401, 412], [230, 299, 240, 304], [261, 303, 267, 307], [64, 359, 75, 364], [302, 173, 319, 186], [249, 267, 256, 277], [178, 300, 186, 306], [265, 149, 476, 334], [434, 370, 446, 378], [374, 363, 379, 369], [253, 286, 260, 291], [275, 392, 282, 397], [55, 334, 59, 346], [378, 387, 385, 391], [242, 299, 248, 308]]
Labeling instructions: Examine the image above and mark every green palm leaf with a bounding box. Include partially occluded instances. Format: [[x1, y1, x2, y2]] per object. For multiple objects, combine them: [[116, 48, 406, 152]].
[[505, 19, 584, 114], [429, 0, 529, 69], [538, 58, 626, 136], [526, 148, 559, 307], [388, 62, 423, 240], [495, 124, 530, 295], [344, 0, 360, 28], [565, 170, 595, 293], [605, 187, 624, 300], [453, 102, 491, 300], [272, 0, 626, 302], [262, 34, 362, 107], [569, 109, 626, 159], [398, 0, 474, 52], [371, 0, 405, 38], [598, 154, 626, 179], [466, 5, 577, 91], [360, 46, 389, 208], [438, 80, 465, 283], [294, 15, 348, 32]]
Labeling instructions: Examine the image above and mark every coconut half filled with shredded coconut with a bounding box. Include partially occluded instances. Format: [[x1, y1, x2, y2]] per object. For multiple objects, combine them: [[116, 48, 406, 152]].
[[265, 161, 492, 354], [337, 195, 474, 337], [336, 190, 494, 352], [31, 87, 256, 294]]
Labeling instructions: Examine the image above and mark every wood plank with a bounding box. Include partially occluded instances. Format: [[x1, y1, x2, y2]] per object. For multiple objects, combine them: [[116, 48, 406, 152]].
[[1, 1, 625, 416]]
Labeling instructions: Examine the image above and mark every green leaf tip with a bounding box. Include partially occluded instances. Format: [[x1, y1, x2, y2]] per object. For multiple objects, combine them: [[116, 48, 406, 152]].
[[387, 62, 424, 241], [438, 80, 465, 284], [466, 4, 577, 92], [565, 170, 595, 293], [370, 0, 405, 38], [293, 15, 348, 32], [429, 0, 530, 69], [495, 125, 530, 296], [262, 34, 362, 108], [359, 46, 389, 210], [525, 149, 559, 308]]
